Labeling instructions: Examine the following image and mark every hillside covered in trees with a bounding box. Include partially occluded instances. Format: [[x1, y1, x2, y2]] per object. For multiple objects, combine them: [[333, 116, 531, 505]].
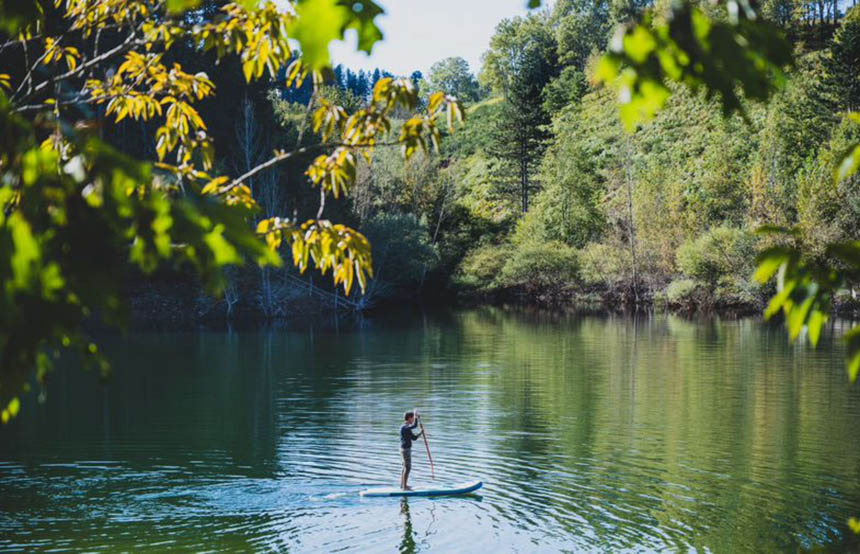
[[353, 0, 860, 314], [200, 1, 857, 317], [51, 0, 860, 321], [437, 1, 860, 313]]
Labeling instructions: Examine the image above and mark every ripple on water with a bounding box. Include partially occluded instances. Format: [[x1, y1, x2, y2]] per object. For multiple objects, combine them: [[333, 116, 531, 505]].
[[2, 312, 860, 552]]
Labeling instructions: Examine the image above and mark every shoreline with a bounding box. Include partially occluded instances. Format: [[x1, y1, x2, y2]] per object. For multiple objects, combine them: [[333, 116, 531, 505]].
[[116, 281, 860, 330]]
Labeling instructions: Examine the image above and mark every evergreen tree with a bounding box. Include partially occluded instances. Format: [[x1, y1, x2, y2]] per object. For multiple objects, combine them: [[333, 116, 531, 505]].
[[483, 16, 558, 213], [410, 70, 423, 88], [542, 65, 587, 112], [333, 64, 345, 89], [829, 6, 860, 111], [356, 70, 370, 99], [346, 69, 358, 95]]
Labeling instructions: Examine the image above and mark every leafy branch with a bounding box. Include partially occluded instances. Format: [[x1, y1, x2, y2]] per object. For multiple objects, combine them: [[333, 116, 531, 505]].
[[0, 0, 468, 424]]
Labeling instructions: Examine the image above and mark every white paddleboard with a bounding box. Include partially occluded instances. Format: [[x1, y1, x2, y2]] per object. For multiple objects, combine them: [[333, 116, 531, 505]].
[[360, 480, 483, 498]]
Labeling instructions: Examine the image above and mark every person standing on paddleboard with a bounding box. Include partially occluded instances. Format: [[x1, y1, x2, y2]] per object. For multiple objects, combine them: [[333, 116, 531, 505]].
[[400, 410, 423, 490]]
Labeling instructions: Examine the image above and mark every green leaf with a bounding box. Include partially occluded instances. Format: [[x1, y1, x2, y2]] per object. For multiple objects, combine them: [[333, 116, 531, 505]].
[[40, 263, 65, 298], [808, 309, 826, 347], [289, 0, 349, 70], [204, 224, 242, 266], [845, 326, 860, 382], [1, 397, 19, 424], [527, 0, 541, 7], [754, 249, 790, 284], [764, 279, 795, 320], [624, 26, 657, 64], [787, 292, 816, 340], [289, 0, 384, 70], [341, 0, 384, 54], [7, 397, 19, 417], [166, 0, 201, 15], [9, 212, 40, 289], [595, 57, 620, 84], [22, 148, 58, 186], [836, 143, 860, 183]]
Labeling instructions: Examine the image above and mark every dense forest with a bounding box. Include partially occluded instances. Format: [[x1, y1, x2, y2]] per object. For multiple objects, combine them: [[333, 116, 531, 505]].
[[6, 0, 859, 324], [114, 0, 860, 322]]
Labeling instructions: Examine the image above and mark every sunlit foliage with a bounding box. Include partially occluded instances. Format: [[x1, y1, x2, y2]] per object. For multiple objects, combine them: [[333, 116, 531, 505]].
[[527, 0, 860, 378], [0, 0, 464, 421]]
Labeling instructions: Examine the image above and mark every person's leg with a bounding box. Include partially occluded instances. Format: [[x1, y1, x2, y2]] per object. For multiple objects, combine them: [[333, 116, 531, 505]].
[[401, 448, 412, 489], [400, 449, 407, 488]]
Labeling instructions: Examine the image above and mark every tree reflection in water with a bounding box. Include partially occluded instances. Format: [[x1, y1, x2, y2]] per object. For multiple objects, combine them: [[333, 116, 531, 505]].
[[399, 497, 416, 553]]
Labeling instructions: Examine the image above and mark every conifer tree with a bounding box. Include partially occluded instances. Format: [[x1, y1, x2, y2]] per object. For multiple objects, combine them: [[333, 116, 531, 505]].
[[483, 16, 558, 213], [830, 6, 860, 111]]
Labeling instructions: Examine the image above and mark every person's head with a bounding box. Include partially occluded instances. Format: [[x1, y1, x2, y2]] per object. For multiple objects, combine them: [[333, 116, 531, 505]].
[[404, 411, 415, 424]]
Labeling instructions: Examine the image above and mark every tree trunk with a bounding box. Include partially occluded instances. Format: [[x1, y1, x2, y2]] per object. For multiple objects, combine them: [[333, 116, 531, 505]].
[[224, 266, 240, 320], [624, 136, 638, 305], [520, 137, 529, 213], [234, 95, 289, 318]]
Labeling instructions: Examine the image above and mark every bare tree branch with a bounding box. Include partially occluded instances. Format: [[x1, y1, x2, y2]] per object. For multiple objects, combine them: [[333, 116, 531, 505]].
[[15, 28, 141, 105], [223, 141, 398, 194], [226, 143, 321, 192], [13, 94, 93, 113], [316, 183, 326, 219], [0, 34, 42, 52]]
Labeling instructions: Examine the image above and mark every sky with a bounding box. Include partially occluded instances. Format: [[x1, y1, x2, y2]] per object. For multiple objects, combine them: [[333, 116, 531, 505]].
[[329, 0, 541, 78]]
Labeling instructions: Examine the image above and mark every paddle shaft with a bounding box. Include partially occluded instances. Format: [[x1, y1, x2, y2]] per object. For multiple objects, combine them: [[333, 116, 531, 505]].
[[418, 420, 435, 479]]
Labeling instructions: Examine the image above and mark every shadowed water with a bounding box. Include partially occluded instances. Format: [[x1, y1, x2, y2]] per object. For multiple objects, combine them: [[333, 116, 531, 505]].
[[2, 308, 860, 552]]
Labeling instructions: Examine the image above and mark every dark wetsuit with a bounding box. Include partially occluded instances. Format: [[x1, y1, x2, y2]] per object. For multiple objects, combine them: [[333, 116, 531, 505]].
[[400, 421, 420, 450], [400, 420, 421, 484]]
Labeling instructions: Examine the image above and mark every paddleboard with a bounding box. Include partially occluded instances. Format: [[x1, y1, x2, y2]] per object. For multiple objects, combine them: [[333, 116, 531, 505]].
[[360, 480, 482, 498]]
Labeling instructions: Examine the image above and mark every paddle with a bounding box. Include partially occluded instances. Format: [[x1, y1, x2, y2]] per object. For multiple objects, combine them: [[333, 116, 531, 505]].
[[416, 408, 435, 480]]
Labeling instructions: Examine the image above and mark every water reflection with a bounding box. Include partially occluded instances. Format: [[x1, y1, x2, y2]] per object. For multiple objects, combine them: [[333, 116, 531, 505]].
[[1, 308, 860, 552], [399, 498, 415, 554]]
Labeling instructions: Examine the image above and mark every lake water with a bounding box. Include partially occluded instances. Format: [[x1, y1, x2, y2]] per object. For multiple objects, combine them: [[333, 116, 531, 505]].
[[2, 308, 860, 552]]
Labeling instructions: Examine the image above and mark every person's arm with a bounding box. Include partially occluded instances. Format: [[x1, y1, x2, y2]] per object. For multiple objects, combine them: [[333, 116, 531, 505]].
[[410, 414, 422, 437]]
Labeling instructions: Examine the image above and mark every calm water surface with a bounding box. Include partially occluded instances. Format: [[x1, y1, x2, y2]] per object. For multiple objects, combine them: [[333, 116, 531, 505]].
[[2, 308, 860, 552]]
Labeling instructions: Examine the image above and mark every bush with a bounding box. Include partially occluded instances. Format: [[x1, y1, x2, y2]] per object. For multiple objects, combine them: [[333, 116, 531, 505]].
[[713, 279, 763, 310], [454, 244, 511, 291], [578, 242, 631, 288], [659, 278, 712, 311], [665, 279, 700, 304], [660, 277, 762, 312], [499, 240, 579, 292], [362, 213, 438, 295], [676, 226, 756, 285]]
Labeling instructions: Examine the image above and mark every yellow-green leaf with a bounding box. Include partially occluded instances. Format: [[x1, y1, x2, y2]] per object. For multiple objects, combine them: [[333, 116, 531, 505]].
[[166, 0, 202, 15], [836, 143, 860, 184], [808, 309, 826, 347]]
